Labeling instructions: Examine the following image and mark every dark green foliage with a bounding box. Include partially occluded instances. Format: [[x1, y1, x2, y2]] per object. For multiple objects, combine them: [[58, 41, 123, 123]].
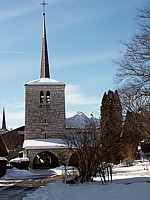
[[100, 90, 122, 163]]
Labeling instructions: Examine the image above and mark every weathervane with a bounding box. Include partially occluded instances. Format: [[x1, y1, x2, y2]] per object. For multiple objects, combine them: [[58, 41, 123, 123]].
[[40, 0, 48, 14]]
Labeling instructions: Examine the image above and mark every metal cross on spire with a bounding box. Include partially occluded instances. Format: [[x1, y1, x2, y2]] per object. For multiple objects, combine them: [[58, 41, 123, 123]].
[[40, 0, 48, 14]]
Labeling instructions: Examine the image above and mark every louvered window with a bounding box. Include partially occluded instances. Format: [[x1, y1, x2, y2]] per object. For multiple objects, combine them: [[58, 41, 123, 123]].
[[46, 91, 50, 104], [40, 91, 44, 103]]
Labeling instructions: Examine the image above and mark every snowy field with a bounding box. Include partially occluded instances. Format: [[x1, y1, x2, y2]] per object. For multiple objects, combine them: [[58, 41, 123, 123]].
[[0, 160, 149, 200], [21, 160, 150, 200]]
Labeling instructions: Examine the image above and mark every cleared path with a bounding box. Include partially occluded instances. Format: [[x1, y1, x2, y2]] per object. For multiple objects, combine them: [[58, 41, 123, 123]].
[[0, 175, 62, 200]]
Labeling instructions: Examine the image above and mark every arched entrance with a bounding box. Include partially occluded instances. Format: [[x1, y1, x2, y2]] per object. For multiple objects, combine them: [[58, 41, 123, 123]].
[[69, 153, 79, 167], [33, 151, 59, 169]]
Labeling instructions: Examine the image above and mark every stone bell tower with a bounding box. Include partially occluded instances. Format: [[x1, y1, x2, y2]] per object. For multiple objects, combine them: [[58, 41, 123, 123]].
[[24, 6, 66, 140]]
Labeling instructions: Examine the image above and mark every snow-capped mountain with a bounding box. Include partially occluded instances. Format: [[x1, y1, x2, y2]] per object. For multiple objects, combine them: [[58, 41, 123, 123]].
[[66, 112, 100, 128]]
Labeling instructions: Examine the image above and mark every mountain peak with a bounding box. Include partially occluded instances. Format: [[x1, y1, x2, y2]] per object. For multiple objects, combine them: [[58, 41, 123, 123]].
[[66, 112, 100, 128]]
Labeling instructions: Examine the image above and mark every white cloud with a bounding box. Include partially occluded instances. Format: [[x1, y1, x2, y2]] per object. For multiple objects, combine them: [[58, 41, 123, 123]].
[[1, 100, 25, 129], [65, 84, 99, 106], [6, 100, 25, 109], [3, 111, 25, 130], [7, 111, 25, 121], [0, 85, 100, 128]]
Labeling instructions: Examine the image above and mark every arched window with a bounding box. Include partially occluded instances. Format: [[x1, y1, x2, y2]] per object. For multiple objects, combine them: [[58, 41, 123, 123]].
[[40, 91, 44, 103], [46, 91, 50, 104]]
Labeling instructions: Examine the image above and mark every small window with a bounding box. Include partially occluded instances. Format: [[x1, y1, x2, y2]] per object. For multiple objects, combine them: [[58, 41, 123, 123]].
[[40, 91, 44, 103], [46, 91, 50, 104]]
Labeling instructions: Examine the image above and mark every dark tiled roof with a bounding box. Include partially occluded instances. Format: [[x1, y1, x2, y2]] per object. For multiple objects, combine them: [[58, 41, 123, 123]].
[[0, 134, 8, 157], [2, 126, 24, 151]]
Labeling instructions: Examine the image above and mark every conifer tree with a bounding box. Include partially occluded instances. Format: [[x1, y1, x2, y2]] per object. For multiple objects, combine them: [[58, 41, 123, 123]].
[[100, 90, 122, 163]]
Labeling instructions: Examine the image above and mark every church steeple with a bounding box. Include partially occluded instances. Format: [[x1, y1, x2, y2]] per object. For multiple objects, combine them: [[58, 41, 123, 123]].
[[40, 1, 50, 79], [1, 107, 7, 131]]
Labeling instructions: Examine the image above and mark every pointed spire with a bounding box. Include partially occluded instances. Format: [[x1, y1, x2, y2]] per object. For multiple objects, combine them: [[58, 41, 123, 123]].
[[40, 2, 50, 79], [1, 107, 7, 131]]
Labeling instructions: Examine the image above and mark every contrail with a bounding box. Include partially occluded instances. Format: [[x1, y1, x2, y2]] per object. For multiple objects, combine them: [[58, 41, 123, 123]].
[[0, 51, 24, 54]]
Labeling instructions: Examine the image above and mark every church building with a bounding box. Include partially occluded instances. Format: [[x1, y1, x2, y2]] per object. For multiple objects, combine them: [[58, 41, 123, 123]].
[[23, 3, 72, 168]]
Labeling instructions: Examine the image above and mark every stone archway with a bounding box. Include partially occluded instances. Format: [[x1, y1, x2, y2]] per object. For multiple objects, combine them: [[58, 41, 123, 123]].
[[68, 152, 79, 168], [33, 151, 59, 169]]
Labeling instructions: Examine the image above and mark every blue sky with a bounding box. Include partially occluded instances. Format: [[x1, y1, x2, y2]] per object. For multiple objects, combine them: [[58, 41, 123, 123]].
[[0, 0, 147, 129]]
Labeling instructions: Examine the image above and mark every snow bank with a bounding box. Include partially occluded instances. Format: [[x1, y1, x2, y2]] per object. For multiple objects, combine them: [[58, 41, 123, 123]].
[[49, 165, 78, 176], [23, 182, 150, 200], [1, 168, 34, 180], [23, 161, 150, 200], [0, 167, 54, 180]]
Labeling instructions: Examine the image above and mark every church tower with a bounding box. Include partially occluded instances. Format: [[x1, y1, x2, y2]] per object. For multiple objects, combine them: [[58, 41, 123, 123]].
[[24, 4, 66, 140]]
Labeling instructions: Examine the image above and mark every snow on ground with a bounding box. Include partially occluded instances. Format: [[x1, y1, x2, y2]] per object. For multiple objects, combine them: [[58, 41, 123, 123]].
[[22, 160, 150, 200], [0, 167, 56, 182], [23, 181, 150, 200], [50, 165, 78, 176]]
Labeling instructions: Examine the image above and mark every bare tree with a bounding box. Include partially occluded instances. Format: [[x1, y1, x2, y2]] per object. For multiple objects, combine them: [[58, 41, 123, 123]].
[[118, 86, 150, 114], [63, 124, 101, 182], [115, 5, 150, 99], [57, 149, 69, 166]]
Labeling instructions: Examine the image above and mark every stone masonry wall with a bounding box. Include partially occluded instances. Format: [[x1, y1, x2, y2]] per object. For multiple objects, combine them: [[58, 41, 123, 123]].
[[25, 84, 66, 140]]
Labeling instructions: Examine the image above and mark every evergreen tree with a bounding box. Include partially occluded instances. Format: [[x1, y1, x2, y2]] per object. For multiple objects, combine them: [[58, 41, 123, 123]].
[[100, 90, 122, 163]]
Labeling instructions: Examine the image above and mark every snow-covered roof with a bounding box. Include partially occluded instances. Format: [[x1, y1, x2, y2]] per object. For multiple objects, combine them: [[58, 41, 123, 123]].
[[25, 78, 65, 86], [9, 157, 29, 163], [23, 138, 69, 150]]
